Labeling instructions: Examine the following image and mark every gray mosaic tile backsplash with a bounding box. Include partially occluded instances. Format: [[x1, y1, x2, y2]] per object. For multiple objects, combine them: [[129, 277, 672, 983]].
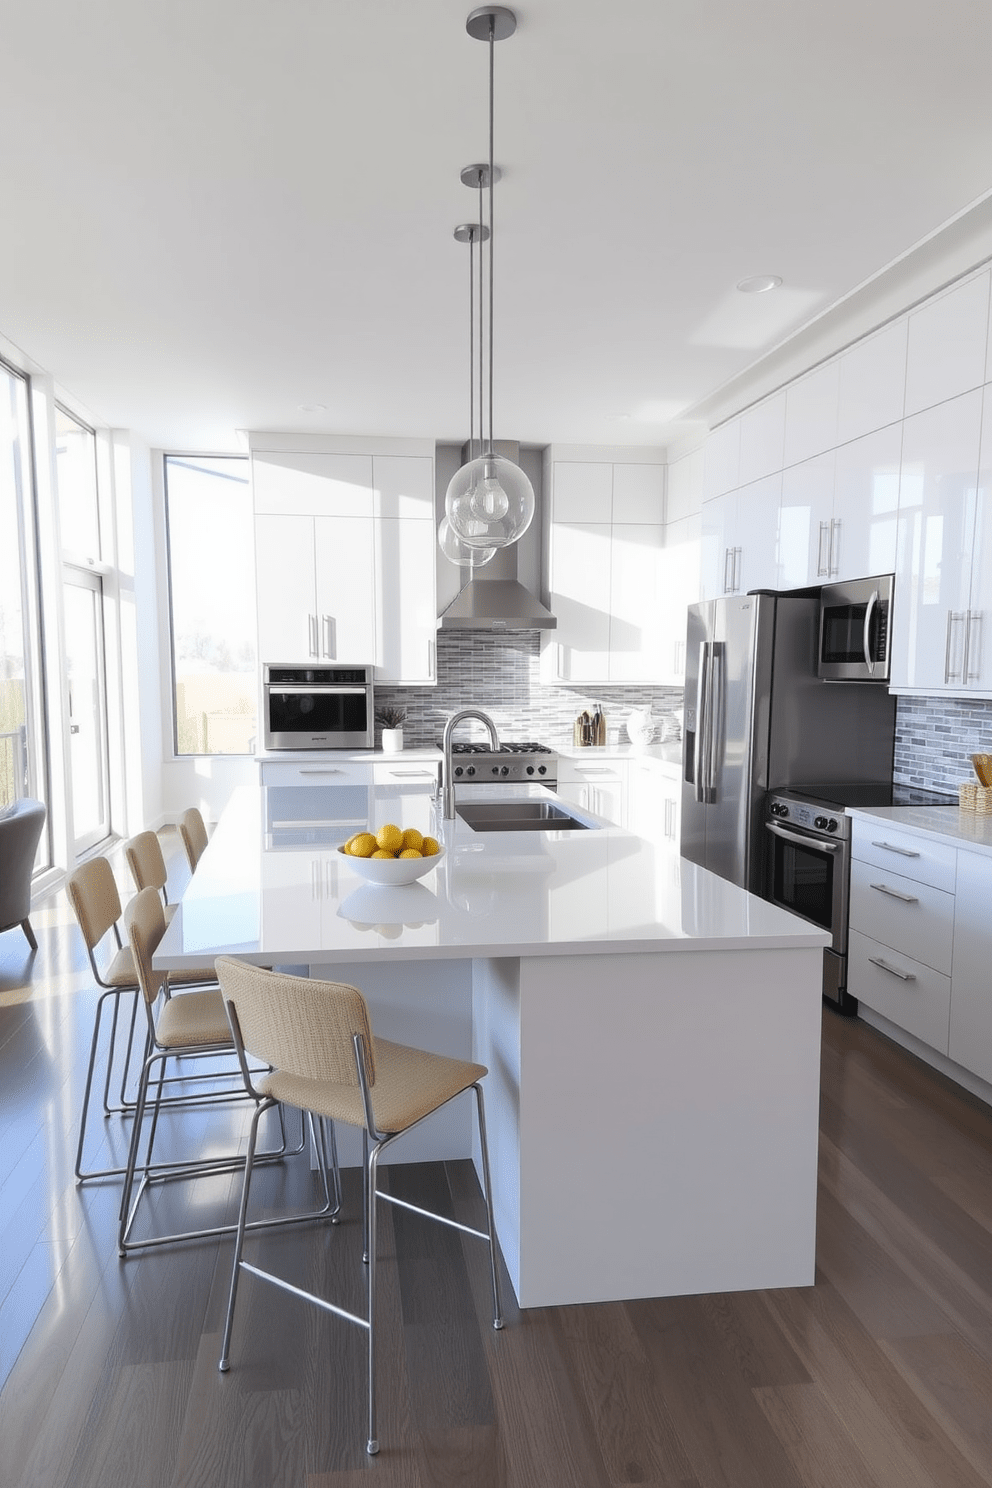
[[381, 633, 987, 793], [893, 695, 992, 792], [375, 632, 683, 749]]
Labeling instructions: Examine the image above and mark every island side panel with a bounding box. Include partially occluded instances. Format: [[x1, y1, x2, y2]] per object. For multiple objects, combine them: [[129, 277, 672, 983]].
[[471, 957, 524, 1299], [508, 945, 823, 1308]]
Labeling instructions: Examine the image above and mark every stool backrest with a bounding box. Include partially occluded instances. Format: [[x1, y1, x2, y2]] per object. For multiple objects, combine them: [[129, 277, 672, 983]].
[[125, 831, 168, 901], [216, 956, 376, 1086], [178, 808, 208, 872], [125, 887, 168, 1007], [67, 856, 123, 953]]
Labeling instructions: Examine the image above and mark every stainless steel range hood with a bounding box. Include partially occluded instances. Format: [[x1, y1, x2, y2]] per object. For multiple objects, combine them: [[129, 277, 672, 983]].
[[438, 442, 557, 631]]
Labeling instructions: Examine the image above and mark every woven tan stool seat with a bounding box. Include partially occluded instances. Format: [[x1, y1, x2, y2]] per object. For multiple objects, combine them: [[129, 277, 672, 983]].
[[117, 890, 326, 1256], [215, 956, 504, 1457], [68, 856, 218, 1181]]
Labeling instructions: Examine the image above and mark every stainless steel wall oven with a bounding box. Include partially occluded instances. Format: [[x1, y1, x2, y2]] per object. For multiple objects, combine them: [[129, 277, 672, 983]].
[[263, 664, 374, 750]]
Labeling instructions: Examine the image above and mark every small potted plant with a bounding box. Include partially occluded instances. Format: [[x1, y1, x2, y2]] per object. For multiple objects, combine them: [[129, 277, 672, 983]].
[[376, 705, 407, 754]]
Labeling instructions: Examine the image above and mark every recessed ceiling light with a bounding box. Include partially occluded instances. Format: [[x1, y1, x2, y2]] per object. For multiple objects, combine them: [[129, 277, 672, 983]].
[[298, 403, 327, 413], [736, 275, 783, 294]]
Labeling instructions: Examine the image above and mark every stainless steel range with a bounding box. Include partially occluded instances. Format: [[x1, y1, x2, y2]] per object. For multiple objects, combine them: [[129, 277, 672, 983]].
[[447, 741, 558, 789], [764, 781, 955, 1011]]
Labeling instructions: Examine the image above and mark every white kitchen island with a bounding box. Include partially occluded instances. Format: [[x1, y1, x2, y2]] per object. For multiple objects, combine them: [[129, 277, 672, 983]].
[[156, 781, 829, 1309]]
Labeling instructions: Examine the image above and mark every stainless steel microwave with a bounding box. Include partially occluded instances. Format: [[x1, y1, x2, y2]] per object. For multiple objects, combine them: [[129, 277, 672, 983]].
[[817, 575, 893, 682], [263, 664, 374, 750]]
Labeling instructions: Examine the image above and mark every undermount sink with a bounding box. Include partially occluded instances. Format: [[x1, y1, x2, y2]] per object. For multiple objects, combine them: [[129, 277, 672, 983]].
[[456, 800, 592, 833]]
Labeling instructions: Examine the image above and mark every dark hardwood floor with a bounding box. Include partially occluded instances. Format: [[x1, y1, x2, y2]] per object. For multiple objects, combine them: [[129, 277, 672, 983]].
[[3, 833, 992, 1486]]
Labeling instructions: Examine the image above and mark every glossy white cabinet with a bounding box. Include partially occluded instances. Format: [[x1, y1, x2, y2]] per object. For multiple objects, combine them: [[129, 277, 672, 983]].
[[947, 848, 992, 1085], [904, 271, 991, 420], [738, 393, 786, 486], [627, 756, 680, 847], [543, 459, 664, 684], [830, 424, 901, 582], [778, 451, 836, 590], [891, 389, 984, 692], [656, 513, 700, 682], [252, 451, 374, 516], [557, 757, 626, 826], [374, 515, 437, 683], [702, 418, 741, 500], [700, 475, 781, 598], [836, 320, 907, 445], [256, 513, 376, 665], [783, 360, 839, 468]]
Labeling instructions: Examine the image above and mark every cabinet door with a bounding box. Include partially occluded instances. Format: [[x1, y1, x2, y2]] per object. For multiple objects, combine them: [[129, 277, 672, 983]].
[[559, 761, 625, 824], [608, 524, 663, 682], [547, 522, 612, 681], [948, 849, 992, 1084], [375, 518, 437, 684], [784, 360, 840, 467], [836, 319, 907, 445], [904, 271, 991, 420], [961, 387, 992, 690], [831, 424, 901, 582], [255, 514, 317, 663], [373, 454, 434, 520], [738, 393, 786, 486], [612, 464, 664, 523], [700, 491, 737, 599], [779, 452, 835, 589], [553, 462, 613, 522], [657, 513, 700, 682], [892, 390, 982, 691], [252, 451, 374, 516], [736, 473, 782, 594], [313, 516, 376, 664]]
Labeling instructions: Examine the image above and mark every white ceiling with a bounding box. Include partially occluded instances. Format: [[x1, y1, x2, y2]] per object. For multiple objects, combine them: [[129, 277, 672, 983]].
[[2, 0, 992, 453]]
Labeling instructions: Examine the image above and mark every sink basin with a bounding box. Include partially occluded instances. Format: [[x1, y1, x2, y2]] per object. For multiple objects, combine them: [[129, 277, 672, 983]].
[[456, 800, 592, 833]]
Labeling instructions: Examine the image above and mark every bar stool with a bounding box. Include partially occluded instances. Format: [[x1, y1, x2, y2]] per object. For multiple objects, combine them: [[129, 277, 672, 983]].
[[125, 830, 176, 922], [214, 956, 504, 1456], [178, 807, 209, 874]]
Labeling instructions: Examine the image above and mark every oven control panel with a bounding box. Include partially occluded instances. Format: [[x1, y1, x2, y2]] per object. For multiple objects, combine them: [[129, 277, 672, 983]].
[[767, 796, 844, 836]]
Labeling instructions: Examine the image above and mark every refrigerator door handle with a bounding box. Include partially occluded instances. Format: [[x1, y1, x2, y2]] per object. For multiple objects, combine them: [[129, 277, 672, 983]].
[[694, 641, 710, 802], [705, 640, 722, 802]]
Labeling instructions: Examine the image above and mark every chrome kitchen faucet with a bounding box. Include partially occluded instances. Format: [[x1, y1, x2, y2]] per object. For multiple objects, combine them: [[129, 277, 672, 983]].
[[442, 709, 501, 819]]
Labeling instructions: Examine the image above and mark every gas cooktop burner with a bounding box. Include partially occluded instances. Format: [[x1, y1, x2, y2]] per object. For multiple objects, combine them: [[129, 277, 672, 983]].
[[448, 741, 554, 756]]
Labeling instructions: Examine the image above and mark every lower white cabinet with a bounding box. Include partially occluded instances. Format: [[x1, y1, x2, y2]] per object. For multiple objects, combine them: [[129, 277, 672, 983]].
[[259, 759, 375, 787], [626, 758, 680, 846], [848, 929, 952, 1051], [557, 758, 626, 825], [947, 848, 992, 1085]]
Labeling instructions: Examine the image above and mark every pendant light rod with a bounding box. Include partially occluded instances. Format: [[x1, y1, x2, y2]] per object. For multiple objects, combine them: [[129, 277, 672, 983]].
[[453, 220, 489, 462]]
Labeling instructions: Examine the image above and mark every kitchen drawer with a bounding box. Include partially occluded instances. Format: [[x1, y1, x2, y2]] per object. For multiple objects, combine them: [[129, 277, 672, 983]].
[[259, 759, 374, 787], [849, 929, 951, 1053], [849, 858, 955, 973], [851, 820, 957, 892], [372, 760, 440, 788]]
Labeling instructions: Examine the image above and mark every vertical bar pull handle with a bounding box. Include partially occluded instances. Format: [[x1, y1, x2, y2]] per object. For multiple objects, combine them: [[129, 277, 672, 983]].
[[817, 521, 830, 577], [966, 611, 982, 682], [723, 547, 734, 594], [945, 611, 964, 682], [829, 517, 841, 576], [308, 614, 318, 658], [322, 615, 336, 659]]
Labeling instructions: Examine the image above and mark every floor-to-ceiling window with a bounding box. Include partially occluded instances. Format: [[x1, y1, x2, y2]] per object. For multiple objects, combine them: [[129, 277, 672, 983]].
[[0, 361, 49, 864], [56, 406, 111, 855], [163, 455, 256, 756]]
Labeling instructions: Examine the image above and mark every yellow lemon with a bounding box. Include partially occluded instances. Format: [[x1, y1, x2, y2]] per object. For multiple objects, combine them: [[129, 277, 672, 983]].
[[401, 827, 424, 852], [348, 833, 377, 858], [376, 823, 404, 854], [398, 848, 422, 859], [343, 833, 360, 853], [421, 835, 440, 857], [371, 848, 396, 859]]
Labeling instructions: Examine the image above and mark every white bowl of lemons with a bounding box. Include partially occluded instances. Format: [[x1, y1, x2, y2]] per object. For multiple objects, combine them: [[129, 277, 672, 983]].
[[338, 823, 444, 885]]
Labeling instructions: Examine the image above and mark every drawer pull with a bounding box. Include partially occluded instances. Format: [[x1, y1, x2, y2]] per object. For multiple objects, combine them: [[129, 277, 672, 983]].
[[870, 840, 921, 858], [869, 882, 919, 904], [298, 768, 346, 776], [868, 955, 917, 982]]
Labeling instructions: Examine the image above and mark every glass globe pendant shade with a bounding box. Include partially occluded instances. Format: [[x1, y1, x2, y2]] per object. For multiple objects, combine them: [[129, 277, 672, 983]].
[[445, 453, 535, 549], [438, 516, 496, 568]]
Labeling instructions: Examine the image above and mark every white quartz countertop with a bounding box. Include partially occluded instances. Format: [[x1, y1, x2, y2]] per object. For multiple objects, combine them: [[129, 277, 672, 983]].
[[848, 803, 992, 858], [156, 782, 828, 969], [558, 742, 682, 770]]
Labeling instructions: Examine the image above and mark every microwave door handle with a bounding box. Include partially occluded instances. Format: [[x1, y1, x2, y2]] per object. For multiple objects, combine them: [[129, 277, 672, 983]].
[[862, 589, 879, 675], [694, 641, 710, 803]]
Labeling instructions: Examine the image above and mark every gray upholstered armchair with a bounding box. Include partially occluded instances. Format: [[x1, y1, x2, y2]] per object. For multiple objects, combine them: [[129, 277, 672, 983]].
[[0, 797, 47, 950]]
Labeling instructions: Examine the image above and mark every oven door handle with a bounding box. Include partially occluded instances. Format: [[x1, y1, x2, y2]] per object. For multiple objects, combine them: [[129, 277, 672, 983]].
[[268, 685, 368, 696], [764, 821, 841, 853]]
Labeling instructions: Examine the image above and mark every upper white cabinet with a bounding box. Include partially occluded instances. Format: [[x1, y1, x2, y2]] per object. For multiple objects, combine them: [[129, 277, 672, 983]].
[[836, 320, 907, 445], [738, 393, 786, 486], [251, 445, 436, 683], [779, 451, 836, 590], [891, 388, 984, 692], [700, 474, 781, 599], [830, 424, 901, 582], [702, 419, 740, 500], [542, 456, 665, 684], [784, 361, 839, 468], [657, 512, 700, 682], [904, 271, 991, 420]]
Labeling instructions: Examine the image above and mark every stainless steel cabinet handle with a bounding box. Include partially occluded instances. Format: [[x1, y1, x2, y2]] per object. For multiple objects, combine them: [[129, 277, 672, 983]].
[[723, 547, 734, 594], [322, 615, 336, 659], [868, 955, 917, 982], [308, 614, 318, 658], [944, 611, 965, 682], [870, 840, 920, 857], [733, 546, 742, 592], [427, 639, 435, 679], [817, 522, 830, 578], [965, 610, 982, 682], [299, 767, 346, 775], [829, 517, 840, 576], [869, 881, 919, 904]]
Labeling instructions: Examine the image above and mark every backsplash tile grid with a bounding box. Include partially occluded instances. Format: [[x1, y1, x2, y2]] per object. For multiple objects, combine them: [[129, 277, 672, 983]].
[[376, 632, 682, 748], [894, 695, 992, 792]]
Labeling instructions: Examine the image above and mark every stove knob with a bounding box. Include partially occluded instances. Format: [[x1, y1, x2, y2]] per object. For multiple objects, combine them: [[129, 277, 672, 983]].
[[826, 818, 838, 833], [526, 765, 535, 775], [500, 764, 510, 776], [538, 765, 547, 775], [466, 766, 475, 777], [454, 766, 463, 778], [814, 815, 828, 830], [491, 765, 500, 776]]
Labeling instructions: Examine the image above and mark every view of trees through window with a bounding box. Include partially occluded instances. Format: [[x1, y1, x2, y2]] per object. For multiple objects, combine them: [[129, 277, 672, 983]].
[[164, 455, 257, 755]]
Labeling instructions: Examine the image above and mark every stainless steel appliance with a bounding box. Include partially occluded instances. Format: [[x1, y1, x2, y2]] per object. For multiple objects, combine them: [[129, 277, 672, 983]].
[[447, 741, 558, 789], [681, 593, 897, 892], [818, 574, 893, 682], [764, 782, 955, 1009], [263, 664, 374, 750]]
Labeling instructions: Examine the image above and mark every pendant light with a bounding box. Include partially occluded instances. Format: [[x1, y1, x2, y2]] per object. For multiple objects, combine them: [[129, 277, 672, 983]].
[[445, 6, 535, 551], [440, 219, 496, 568]]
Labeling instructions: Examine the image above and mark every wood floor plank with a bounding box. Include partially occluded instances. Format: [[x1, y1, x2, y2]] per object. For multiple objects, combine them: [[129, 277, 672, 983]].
[[880, 1333, 992, 1486], [753, 1381, 889, 1488]]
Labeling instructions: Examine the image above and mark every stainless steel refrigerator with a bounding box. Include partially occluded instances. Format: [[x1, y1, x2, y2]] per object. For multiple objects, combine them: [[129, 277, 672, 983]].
[[680, 593, 897, 891]]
